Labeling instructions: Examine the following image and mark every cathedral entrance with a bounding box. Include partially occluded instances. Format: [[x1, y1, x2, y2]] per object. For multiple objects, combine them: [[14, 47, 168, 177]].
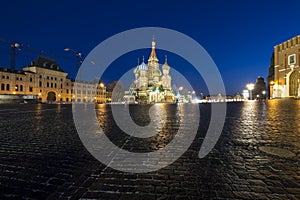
[[289, 70, 300, 97], [47, 92, 56, 102]]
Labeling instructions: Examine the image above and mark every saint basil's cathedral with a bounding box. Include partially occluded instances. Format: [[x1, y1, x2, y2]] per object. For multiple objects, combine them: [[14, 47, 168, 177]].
[[127, 40, 175, 103]]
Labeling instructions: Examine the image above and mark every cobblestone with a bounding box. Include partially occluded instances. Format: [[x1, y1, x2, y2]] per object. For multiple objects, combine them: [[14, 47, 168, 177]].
[[0, 100, 299, 199]]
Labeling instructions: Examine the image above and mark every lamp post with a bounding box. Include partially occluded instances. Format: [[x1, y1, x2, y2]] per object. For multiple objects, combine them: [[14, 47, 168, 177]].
[[99, 82, 105, 103], [178, 86, 183, 102], [246, 83, 255, 100], [262, 90, 266, 100], [269, 81, 274, 99], [10, 42, 21, 70], [64, 48, 82, 80]]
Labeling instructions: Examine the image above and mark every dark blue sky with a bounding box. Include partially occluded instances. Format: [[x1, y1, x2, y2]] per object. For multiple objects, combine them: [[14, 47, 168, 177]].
[[1, 0, 300, 95]]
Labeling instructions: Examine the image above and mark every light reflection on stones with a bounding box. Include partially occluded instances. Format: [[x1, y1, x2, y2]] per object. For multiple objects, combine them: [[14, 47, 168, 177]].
[[0, 101, 299, 199]]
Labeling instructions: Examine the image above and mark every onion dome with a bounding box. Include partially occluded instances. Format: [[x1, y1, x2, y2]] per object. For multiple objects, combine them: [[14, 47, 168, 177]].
[[153, 69, 162, 77], [138, 56, 148, 71], [134, 58, 140, 74], [134, 66, 139, 74], [139, 61, 148, 71], [162, 55, 170, 71]]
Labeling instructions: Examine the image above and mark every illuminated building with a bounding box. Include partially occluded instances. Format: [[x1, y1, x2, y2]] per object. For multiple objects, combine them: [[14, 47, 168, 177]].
[[128, 40, 175, 103], [269, 35, 300, 98], [253, 77, 266, 100], [0, 56, 106, 103]]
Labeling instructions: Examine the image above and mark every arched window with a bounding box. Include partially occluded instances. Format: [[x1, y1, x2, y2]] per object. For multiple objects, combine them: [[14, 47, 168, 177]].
[[6, 84, 10, 91]]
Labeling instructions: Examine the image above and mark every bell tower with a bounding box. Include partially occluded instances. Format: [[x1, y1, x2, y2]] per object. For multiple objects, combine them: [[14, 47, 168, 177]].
[[147, 39, 159, 86]]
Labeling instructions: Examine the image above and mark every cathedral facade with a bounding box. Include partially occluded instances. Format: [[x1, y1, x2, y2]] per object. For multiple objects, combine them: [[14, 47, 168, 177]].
[[128, 40, 175, 103]]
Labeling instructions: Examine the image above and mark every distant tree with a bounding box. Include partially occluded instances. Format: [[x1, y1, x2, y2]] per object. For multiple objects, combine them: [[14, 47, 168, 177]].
[[107, 81, 117, 92], [108, 81, 125, 102]]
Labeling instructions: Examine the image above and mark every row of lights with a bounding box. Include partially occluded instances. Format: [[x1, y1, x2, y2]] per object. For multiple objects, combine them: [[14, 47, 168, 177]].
[[245, 83, 266, 100], [178, 86, 196, 94]]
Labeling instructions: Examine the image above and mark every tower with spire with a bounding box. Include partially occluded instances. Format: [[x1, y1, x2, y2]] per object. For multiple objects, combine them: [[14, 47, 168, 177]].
[[128, 39, 175, 103], [161, 55, 171, 90], [147, 39, 160, 86]]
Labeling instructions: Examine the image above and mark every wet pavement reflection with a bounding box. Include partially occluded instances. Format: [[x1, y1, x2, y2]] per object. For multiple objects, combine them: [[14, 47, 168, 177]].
[[0, 100, 299, 199]]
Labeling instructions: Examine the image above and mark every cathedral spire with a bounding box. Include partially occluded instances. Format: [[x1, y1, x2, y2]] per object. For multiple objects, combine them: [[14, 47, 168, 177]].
[[165, 55, 168, 63], [152, 36, 155, 48], [149, 38, 158, 61]]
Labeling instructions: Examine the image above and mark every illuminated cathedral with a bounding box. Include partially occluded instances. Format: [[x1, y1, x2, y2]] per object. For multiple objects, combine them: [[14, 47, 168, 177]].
[[127, 40, 175, 103]]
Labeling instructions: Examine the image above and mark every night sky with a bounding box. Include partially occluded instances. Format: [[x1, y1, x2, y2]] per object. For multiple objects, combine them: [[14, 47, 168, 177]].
[[1, 0, 300, 95]]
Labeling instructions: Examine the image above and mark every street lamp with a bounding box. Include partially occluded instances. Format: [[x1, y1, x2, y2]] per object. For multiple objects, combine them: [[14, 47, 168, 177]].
[[64, 48, 82, 80], [269, 81, 274, 99], [177, 86, 183, 102], [262, 90, 266, 99], [246, 83, 255, 100], [99, 82, 105, 103], [10, 42, 21, 70]]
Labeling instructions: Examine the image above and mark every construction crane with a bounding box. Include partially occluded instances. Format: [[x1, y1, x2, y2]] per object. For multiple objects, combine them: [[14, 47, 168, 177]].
[[0, 38, 21, 70], [0, 38, 75, 71]]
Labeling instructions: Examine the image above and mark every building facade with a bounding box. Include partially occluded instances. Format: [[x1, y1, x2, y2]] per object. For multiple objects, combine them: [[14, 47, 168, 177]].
[[253, 76, 266, 100], [128, 40, 175, 103], [270, 35, 300, 98], [0, 56, 106, 103], [267, 53, 274, 99]]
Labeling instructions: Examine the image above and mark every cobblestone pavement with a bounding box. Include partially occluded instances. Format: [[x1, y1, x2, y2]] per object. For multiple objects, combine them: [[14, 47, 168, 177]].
[[0, 100, 299, 199]]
